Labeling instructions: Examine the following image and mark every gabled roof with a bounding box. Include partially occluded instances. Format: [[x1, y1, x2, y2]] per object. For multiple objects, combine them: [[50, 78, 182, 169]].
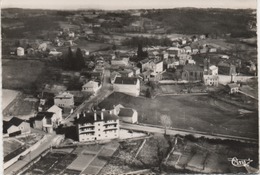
[[3, 117, 27, 133], [82, 81, 99, 88], [47, 105, 62, 113], [55, 92, 73, 99], [8, 117, 25, 126], [35, 112, 54, 121], [209, 65, 218, 71], [183, 64, 203, 72], [114, 77, 138, 85], [118, 108, 135, 117], [227, 83, 239, 89], [75, 111, 119, 124]]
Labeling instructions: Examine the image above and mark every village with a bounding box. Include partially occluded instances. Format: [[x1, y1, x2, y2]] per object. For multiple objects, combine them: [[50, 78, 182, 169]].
[[2, 7, 259, 174]]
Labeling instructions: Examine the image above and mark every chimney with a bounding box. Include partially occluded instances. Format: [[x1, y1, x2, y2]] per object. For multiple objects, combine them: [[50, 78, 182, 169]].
[[94, 110, 97, 121], [101, 109, 105, 120]]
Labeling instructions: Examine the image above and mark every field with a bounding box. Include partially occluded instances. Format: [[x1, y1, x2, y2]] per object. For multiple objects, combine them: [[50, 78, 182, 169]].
[[99, 92, 258, 139], [2, 89, 20, 110], [165, 138, 259, 173], [3, 139, 26, 162], [2, 59, 45, 90]]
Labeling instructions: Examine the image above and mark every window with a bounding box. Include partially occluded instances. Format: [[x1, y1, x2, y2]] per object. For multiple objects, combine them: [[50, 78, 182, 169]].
[[98, 129, 100, 131], [46, 118, 52, 125], [98, 134, 100, 137]]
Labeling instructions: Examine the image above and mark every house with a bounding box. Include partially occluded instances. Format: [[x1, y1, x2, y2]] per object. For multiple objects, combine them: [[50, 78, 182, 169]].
[[110, 71, 121, 84], [33, 112, 58, 133], [227, 83, 239, 94], [17, 47, 24, 56], [137, 58, 150, 72], [182, 64, 204, 82], [75, 110, 119, 142], [68, 32, 75, 38], [200, 35, 206, 40], [3, 117, 31, 136], [64, 40, 73, 46], [111, 57, 129, 66], [192, 48, 199, 55], [167, 47, 181, 57], [113, 77, 140, 96], [209, 47, 217, 53], [167, 57, 179, 68], [38, 43, 48, 52], [132, 67, 141, 76], [141, 70, 152, 81], [152, 60, 164, 74], [82, 81, 101, 94], [220, 55, 230, 59], [47, 105, 63, 125], [91, 71, 103, 81], [200, 48, 208, 54], [117, 108, 138, 124], [118, 69, 134, 77], [26, 48, 35, 55], [183, 46, 192, 54], [209, 65, 218, 75], [49, 51, 62, 56], [218, 61, 236, 75], [204, 75, 219, 86], [54, 92, 74, 108], [179, 53, 193, 65]]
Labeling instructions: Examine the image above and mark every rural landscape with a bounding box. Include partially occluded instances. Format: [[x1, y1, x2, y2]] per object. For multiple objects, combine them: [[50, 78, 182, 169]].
[[1, 0, 259, 174]]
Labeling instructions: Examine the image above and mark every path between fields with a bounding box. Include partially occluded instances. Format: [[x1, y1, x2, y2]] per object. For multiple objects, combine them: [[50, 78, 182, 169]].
[[120, 123, 258, 143], [4, 134, 59, 175]]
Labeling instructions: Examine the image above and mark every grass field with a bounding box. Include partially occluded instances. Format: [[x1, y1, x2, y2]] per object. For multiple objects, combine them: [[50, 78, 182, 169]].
[[2, 59, 45, 90], [2, 89, 20, 110], [99, 92, 258, 139]]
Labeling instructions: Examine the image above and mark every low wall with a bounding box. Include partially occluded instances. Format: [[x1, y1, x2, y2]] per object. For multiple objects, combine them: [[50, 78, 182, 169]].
[[218, 75, 254, 85], [4, 135, 47, 170]]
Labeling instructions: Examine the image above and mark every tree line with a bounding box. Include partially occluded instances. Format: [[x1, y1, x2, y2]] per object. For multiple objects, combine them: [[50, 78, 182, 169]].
[[63, 47, 85, 71]]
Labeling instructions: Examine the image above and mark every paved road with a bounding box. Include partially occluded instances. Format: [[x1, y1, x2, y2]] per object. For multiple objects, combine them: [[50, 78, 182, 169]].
[[63, 68, 113, 125], [4, 134, 59, 175], [120, 122, 258, 144]]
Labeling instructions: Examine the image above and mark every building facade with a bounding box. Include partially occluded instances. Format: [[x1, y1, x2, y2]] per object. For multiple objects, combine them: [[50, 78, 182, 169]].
[[76, 110, 119, 142], [113, 77, 140, 96], [54, 92, 74, 108]]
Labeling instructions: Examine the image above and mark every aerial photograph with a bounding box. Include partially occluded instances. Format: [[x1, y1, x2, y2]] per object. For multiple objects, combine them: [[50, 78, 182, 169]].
[[1, 0, 259, 174]]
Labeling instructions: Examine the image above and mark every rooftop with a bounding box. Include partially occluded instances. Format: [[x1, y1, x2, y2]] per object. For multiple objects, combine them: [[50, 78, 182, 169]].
[[55, 92, 74, 99], [118, 108, 135, 117], [35, 112, 54, 121], [183, 64, 203, 72], [75, 111, 118, 124], [114, 77, 138, 85]]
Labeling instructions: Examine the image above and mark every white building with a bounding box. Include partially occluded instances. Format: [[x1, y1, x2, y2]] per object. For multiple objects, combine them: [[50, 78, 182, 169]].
[[153, 61, 163, 74], [209, 65, 218, 75], [17, 47, 24, 56], [117, 108, 138, 124], [82, 81, 101, 94], [113, 77, 140, 97], [76, 110, 119, 142], [204, 75, 219, 86], [111, 57, 129, 66], [47, 105, 63, 124], [54, 92, 74, 108], [167, 47, 181, 57]]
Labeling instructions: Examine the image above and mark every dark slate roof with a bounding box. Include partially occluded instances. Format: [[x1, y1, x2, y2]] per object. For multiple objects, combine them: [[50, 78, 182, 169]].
[[118, 108, 134, 117], [75, 111, 118, 124], [34, 112, 54, 121], [114, 77, 138, 85], [183, 64, 203, 72], [9, 117, 25, 126], [3, 120, 12, 133], [3, 117, 26, 133]]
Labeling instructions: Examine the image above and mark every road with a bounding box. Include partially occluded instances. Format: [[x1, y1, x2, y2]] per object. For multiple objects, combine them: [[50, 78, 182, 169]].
[[63, 68, 113, 125], [120, 122, 258, 144], [4, 134, 59, 175]]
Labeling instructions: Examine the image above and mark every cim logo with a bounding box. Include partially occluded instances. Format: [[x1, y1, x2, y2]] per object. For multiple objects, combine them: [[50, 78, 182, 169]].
[[228, 157, 253, 167]]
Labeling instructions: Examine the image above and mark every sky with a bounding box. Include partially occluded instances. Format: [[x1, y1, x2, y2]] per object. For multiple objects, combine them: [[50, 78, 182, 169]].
[[1, 0, 257, 10]]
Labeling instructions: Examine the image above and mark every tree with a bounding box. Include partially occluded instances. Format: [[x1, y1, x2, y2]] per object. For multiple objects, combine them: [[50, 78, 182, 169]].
[[75, 48, 85, 70], [63, 47, 74, 70], [137, 43, 148, 59], [160, 115, 172, 135], [112, 44, 117, 50]]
